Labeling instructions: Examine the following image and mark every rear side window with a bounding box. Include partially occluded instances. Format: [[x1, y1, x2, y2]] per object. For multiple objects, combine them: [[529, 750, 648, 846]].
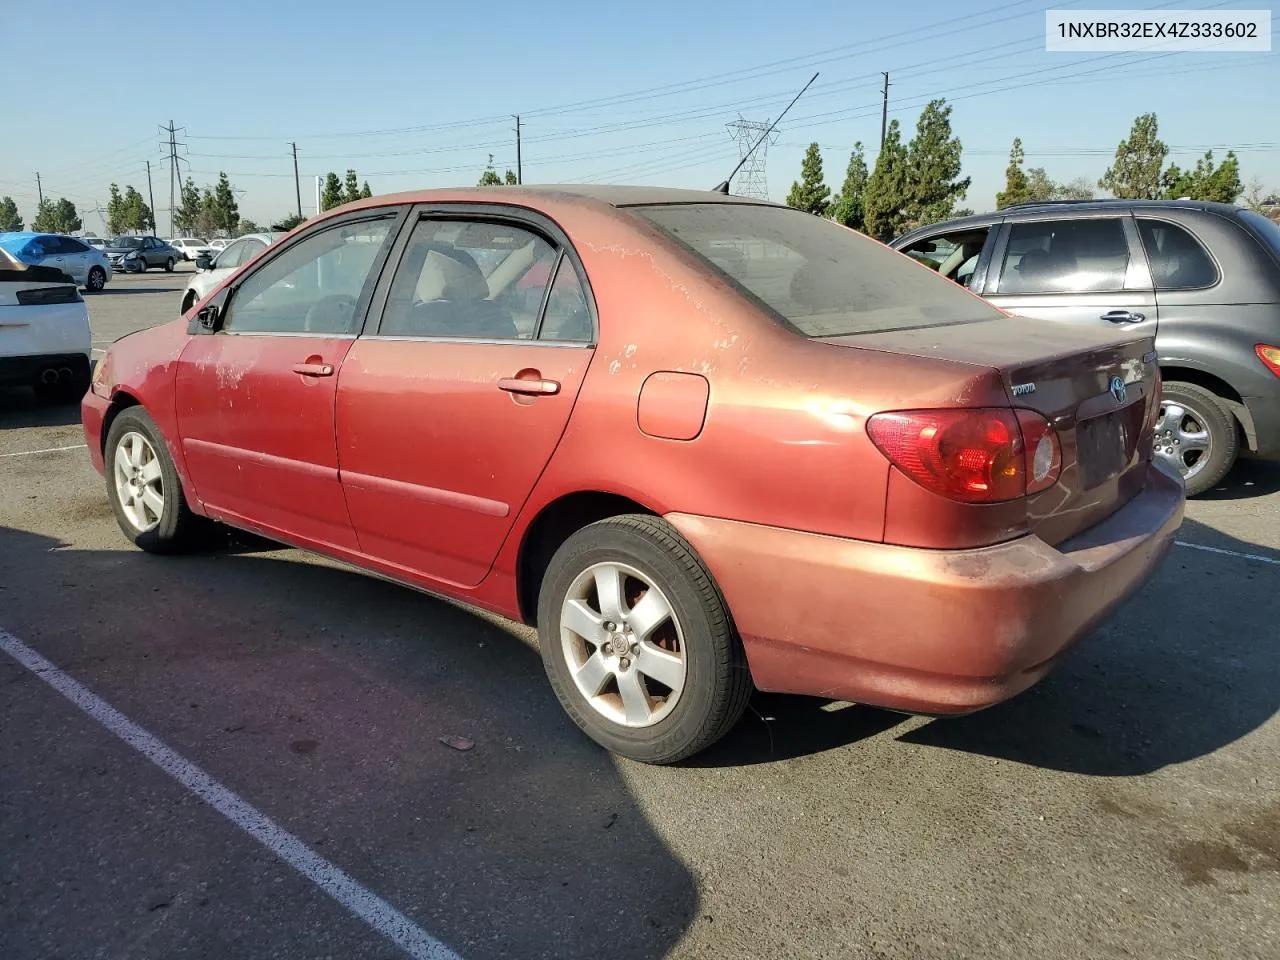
[[1239, 209, 1280, 262], [631, 203, 1002, 337], [996, 218, 1131, 295], [1137, 219, 1218, 289]]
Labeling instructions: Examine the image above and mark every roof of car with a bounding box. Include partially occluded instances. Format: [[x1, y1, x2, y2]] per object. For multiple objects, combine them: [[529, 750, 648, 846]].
[[894, 198, 1250, 242], [351, 184, 779, 209]]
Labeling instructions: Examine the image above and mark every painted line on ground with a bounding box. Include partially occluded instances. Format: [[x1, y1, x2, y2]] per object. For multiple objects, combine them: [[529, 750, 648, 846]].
[[1176, 540, 1280, 566], [0, 444, 88, 459], [0, 629, 462, 960]]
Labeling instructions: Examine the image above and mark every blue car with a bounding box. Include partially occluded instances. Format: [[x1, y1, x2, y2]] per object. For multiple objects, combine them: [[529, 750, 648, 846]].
[[0, 232, 113, 292]]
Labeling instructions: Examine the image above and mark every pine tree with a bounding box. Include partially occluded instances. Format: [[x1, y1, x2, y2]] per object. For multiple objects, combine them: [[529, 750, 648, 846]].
[[321, 173, 345, 211], [862, 120, 910, 242], [212, 173, 239, 234], [785, 143, 831, 216], [0, 196, 22, 231], [1099, 113, 1167, 199], [903, 99, 970, 230], [343, 169, 361, 204], [504, 170, 518, 185], [359, 181, 373, 199], [995, 138, 1031, 209], [829, 142, 868, 229], [1162, 150, 1242, 203]]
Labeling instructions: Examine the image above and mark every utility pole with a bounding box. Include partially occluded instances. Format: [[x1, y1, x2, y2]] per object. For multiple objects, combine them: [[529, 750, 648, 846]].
[[35, 172, 42, 206], [145, 161, 157, 234], [291, 142, 302, 218], [513, 114, 522, 184], [880, 72, 891, 150], [168, 121, 177, 236], [314, 175, 322, 216]]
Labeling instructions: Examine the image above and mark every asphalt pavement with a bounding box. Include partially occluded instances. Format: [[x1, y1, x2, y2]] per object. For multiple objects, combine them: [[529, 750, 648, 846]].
[[1, 264, 1278, 960]]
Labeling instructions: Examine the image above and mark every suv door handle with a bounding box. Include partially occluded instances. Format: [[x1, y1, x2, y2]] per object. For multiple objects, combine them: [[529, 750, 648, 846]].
[[292, 362, 334, 377], [1101, 310, 1145, 324], [498, 376, 560, 396]]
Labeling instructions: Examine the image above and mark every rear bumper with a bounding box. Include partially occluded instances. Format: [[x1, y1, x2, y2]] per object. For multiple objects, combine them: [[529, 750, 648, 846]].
[[666, 459, 1185, 715], [81, 388, 109, 475], [1244, 394, 1280, 459], [0, 352, 91, 388]]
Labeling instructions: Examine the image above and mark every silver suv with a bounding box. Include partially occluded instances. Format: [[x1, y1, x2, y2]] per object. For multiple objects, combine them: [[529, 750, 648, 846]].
[[892, 200, 1280, 496]]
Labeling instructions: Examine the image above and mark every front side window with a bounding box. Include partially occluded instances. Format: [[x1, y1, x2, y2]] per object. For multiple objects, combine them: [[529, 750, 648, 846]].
[[996, 218, 1132, 295], [1137, 219, 1218, 289], [222, 217, 394, 335], [380, 218, 559, 340], [899, 226, 991, 288], [631, 203, 1002, 337]]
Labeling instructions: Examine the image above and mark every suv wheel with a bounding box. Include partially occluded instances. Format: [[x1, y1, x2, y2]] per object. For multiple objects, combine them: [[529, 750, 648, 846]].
[[1155, 381, 1239, 496]]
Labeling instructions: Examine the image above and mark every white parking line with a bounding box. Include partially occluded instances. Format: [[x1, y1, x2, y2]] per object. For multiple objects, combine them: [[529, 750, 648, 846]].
[[1176, 540, 1280, 566], [0, 629, 462, 960], [0, 444, 88, 459]]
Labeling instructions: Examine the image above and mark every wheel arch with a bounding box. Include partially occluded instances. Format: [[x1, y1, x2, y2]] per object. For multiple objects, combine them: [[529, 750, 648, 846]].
[[515, 490, 659, 625], [1159, 364, 1256, 450], [100, 389, 143, 457]]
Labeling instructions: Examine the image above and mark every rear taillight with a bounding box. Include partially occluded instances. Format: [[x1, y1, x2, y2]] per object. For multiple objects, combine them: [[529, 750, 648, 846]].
[[1257, 344, 1280, 378], [866, 407, 1061, 504]]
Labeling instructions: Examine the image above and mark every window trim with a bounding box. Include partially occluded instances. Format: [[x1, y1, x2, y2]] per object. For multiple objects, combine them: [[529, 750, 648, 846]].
[[985, 214, 1148, 297], [1135, 215, 1222, 292], [363, 202, 598, 347], [190, 204, 410, 338]]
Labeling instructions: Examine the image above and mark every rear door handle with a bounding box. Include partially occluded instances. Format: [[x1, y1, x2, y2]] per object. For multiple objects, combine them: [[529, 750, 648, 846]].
[[292, 362, 334, 377], [1101, 310, 1145, 324], [498, 376, 560, 396]]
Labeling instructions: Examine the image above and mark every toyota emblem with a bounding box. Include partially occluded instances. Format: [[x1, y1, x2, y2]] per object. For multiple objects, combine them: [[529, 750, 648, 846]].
[[1110, 376, 1127, 404]]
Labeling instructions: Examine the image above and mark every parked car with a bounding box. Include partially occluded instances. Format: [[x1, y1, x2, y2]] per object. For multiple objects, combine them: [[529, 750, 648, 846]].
[[207, 238, 234, 252], [892, 199, 1280, 496], [82, 186, 1183, 764], [82, 236, 108, 250], [104, 236, 180, 273], [1, 246, 92, 403], [169, 237, 214, 261], [182, 232, 281, 311], [0, 231, 113, 292]]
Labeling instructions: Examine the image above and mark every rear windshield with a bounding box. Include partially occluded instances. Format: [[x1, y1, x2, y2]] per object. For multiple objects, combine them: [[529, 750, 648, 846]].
[[1239, 210, 1280, 261], [631, 203, 1003, 337]]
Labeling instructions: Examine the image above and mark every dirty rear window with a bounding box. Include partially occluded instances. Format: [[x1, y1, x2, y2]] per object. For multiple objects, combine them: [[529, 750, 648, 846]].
[[631, 203, 1003, 337]]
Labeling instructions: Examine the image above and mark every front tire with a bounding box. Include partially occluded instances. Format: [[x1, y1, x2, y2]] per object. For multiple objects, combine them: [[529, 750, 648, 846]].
[[537, 515, 752, 764], [1155, 381, 1239, 497], [104, 407, 207, 553]]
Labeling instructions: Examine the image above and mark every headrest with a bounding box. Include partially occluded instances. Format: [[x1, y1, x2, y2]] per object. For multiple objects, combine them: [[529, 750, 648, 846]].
[[414, 247, 490, 302]]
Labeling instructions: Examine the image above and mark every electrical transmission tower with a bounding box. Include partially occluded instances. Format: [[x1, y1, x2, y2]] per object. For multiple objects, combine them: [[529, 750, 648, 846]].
[[725, 116, 777, 200]]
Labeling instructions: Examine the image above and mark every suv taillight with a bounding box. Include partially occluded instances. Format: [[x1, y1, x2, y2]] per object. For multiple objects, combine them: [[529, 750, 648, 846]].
[[866, 407, 1061, 504]]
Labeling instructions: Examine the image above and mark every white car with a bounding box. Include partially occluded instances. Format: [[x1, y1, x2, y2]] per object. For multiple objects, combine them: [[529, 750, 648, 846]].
[[207, 238, 234, 251], [169, 237, 214, 261], [182, 232, 281, 312], [0, 247, 93, 404]]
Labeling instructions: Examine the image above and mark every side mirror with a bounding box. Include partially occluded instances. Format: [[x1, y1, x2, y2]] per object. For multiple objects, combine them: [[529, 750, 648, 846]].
[[196, 303, 219, 329], [190, 287, 229, 334]]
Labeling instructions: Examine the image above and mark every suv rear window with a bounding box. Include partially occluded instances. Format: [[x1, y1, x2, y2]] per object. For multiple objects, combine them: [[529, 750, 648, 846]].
[[631, 203, 1003, 337], [1239, 210, 1280, 261]]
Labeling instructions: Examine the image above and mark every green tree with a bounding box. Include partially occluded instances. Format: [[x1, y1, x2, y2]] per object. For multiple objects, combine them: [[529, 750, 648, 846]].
[[478, 155, 503, 186], [0, 196, 22, 231], [995, 138, 1031, 209], [360, 181, 373, 199], [829, 141, 869, 229], [106, 185, 151, 233], [903, 99, 970, 230], [106, 184, 126, 235], [210, 172, 239, 234], [1161, 150, 1242, 204], [786, 143, 832, 216], [33, 198, 82, 233], [238, 219, 262, 235], [343, 169, 361, 204], [504, 170, 518, 185], [271, 212, 307, 232], [174, 177, 205, 234], [321, 172, 345, 211], [1055, 176, 1095, 201], [862, 120, 911, 241], [1099, 113, 1167, 199]]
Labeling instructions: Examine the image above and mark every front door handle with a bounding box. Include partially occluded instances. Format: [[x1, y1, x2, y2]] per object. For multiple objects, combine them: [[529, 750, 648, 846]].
[[498, 376, 560, 396], [1101, 310, 1146, 324], [292, 362, 334, 377]]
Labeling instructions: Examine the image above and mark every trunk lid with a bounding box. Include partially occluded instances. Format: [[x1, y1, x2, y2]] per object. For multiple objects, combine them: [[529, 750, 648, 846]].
[[822, 314, 1161, 545]]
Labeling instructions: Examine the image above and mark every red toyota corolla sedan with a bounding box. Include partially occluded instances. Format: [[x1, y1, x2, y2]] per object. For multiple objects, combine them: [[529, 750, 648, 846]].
[[82, 186, 1184, 764]]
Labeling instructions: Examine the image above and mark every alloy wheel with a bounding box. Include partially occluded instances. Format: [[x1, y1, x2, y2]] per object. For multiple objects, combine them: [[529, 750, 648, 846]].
[[113, 431, 165, 532], [560, 561, 686, 728], [1154, 400, 1213, 482]]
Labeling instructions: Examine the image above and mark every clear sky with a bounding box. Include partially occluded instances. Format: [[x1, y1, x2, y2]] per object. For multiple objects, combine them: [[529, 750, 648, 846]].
[[1, 0, 1275, 234]]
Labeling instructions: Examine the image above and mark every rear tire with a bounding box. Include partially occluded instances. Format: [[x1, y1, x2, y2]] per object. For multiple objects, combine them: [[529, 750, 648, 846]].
[[164, 257, 175, 272], [537, 514, 753, 765], [1156, 380, 1239, 497], [86, 266, 106, 292], [104, 406, 209, 554]]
